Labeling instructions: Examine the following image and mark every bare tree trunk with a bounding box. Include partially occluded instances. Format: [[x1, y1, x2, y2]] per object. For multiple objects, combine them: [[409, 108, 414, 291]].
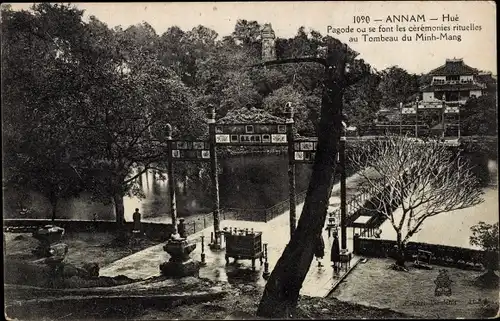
[[257, 53, 345, 318], [113, 193, 125, 225], [395, 231, 406, 267]]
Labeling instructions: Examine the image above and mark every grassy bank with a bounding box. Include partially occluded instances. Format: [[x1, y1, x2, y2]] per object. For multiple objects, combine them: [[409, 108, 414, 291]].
[[5, 278, 411, 320], [329, 258, 498, 319], [4, 231, 160, 271]]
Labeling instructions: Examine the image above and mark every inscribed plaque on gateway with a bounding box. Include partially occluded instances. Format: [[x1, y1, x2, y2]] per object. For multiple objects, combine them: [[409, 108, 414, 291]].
[[300, 142, 315, 151], [271, 134, 287, 143]]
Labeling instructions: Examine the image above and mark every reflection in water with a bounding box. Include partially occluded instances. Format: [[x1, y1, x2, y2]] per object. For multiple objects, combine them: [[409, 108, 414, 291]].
[[7, 151, 495, 222], [4, 155, 312, 222], [220, 155, 312, 210]]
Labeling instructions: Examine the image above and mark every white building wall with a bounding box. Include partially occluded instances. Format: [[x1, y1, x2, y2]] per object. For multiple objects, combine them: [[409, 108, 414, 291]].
[[432, 76, 446, 84], [470, 90, 483, 97], [422, 92, 436, 102]]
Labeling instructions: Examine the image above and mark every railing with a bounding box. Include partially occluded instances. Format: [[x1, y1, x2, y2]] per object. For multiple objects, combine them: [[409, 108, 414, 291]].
[[263, 190, 308, 223], [361, 125, 431, 137], [180, 208, 268, 236], [325, 178, 403, 239], [181, 190, 310, 235], [328, 184, 379, 224], [224, 208, 267, 222], [182, 211, 217, 236]]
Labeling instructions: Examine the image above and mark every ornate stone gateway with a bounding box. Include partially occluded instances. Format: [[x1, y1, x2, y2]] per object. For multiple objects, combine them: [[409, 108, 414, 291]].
[[159, 105, 322, 277]]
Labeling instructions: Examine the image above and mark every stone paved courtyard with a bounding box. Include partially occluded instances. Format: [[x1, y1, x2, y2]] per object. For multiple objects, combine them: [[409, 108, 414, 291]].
[[329, 257, 499, 319], [99, 172, 370, 298]]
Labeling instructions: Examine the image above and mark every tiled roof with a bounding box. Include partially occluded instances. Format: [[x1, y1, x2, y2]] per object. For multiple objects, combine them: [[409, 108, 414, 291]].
[[476, 73, 497, 84], [427, 59, 479, 76]]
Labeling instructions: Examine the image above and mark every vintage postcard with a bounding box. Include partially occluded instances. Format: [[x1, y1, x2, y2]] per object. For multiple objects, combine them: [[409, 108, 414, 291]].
[[2, 1, 498, 320]]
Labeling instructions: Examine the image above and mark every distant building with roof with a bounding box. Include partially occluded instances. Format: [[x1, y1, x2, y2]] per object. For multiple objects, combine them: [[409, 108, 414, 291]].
[[419, 58, 493, 108], [379, 59, 496, 137]]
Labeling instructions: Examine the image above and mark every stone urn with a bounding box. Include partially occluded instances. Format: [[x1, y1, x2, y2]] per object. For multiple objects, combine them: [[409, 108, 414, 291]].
[[32, 225, 65, 257], [163, 238, 196, 262], [160, 236, 200, 278]]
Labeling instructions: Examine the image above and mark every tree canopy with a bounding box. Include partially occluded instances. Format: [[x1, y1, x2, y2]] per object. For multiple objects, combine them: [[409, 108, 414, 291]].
[[2, 4, 389, 219], [3, 3, 489, 224], [461, 95, 497, 136]]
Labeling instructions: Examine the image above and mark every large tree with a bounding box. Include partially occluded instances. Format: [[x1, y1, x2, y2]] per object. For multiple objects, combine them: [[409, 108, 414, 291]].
[[349, 135, 484, 269], [2, 4, 89, 219], [344, 71, 382, 132], [231, 19, 261, 58], [256, 37, 370, 318], [71, 20, 206, 223], [2, 3, 206, 224], [378, 66, 419, 110], [261, 84, 313, 135], [460, 95, 497, 136]]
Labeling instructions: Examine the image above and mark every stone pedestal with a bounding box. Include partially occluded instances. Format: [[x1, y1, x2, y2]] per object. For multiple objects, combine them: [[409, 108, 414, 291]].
[[160, 259, 200, 277], [209, 242, 225, 250], [339, 249, 352, 271], [160, 237, 200, 278], [209, 231, 225, 250], [340, 249, 352, 269]]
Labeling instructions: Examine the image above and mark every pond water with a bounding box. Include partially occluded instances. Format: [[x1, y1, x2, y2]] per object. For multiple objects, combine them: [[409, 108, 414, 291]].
[[4, 154, 313, 222], [4, 150, 496, 223]]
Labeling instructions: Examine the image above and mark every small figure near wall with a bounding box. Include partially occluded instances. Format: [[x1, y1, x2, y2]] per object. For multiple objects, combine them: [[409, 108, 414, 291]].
[[315, 234, 325, 268], [92, 213, 98, 231], [331, 233, 341, 273], [132, 208, 141, 232], [131, 208, 143, 246]]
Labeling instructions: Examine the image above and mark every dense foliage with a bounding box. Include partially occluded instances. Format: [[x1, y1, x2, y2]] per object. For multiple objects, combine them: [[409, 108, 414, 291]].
[[2, 3, 493, 221], [461, 95, 497, 136]]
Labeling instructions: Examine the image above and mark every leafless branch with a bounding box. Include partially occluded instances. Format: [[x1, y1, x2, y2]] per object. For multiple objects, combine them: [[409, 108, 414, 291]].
[[350, 135, 484, 245], [123, 165, 152, 185]]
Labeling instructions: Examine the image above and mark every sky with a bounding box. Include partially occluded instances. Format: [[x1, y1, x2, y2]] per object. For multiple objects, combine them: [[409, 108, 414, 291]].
[[6, 1, 497, 74]]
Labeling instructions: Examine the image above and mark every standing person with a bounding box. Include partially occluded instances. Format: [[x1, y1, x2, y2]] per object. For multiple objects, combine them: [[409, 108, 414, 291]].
[[314, 233, 325, 267], [177, 218, 187, 239], [132, 208, 141, 232], [331, 233, 341, 272]]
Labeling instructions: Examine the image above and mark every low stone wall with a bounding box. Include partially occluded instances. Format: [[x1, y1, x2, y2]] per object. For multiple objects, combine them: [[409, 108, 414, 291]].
[[3, 219, 174, 242], [353, 235, 486, 270]]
